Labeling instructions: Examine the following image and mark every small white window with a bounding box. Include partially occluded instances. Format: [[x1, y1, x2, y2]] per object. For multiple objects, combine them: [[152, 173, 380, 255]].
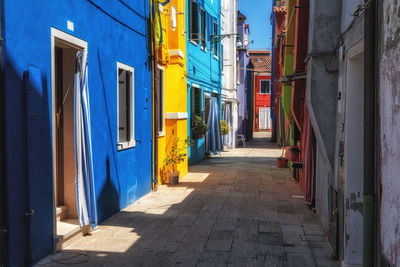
[[260, 80, 271, 94], [117, 62, 135, 150], [157, 66, 165, 136]]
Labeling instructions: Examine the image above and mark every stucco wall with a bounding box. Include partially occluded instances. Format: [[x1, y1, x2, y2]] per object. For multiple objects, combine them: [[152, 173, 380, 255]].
[[379, 0, 400, 265], [307, 0, 341, 246], [156, 0, 188, 184], [3, 1, 152, 265], [186, 0, 221, 164]]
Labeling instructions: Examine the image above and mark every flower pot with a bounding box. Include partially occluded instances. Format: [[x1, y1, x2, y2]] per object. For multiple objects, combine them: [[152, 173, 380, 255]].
[[285, 146, 300, 162], [277, 158, 288, 168], [168, 171, 180, 185]]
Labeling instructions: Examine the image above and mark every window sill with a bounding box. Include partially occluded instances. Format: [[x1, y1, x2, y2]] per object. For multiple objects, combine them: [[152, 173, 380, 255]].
[[189, 40, 198, 46], [117, 141, 136, 151], [213, 55, 219, 60], [201, 46, 207, 52], [158, 130, 166, 137]]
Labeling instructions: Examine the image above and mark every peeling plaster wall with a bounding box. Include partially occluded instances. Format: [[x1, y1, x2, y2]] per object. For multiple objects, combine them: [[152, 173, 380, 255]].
[[306, 0, 341, 238], [337, 2, 365, 264], [379, 0, 400, 265], [315, 143, 332, 232]]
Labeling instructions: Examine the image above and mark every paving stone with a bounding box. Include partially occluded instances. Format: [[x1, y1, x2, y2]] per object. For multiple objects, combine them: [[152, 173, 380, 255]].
[[159, 225, 190, 242], [45, 134, 339, 267], [258, 221, 281, 233], [284, 245, 312, 254], [282, 232, 309, 246], [281, 224, 304, 233], [173, 237, 207, 266], [257, 252, 286, 267], [151, 240, 180, 253], [198, 251, 229, 266], [258, 232, 283, 246], [230, 219, 258, 259], [286, 253, 316, 267], [227, 257, 257, 267], [205, 230, 235, 252]]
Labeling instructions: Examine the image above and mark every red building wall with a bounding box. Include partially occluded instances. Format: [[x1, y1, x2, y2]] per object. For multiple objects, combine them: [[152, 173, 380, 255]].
[[254, 74, 272, 131]]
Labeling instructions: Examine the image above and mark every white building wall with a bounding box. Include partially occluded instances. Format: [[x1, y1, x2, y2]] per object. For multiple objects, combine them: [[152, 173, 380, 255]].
[[221, 0, 238, 148]]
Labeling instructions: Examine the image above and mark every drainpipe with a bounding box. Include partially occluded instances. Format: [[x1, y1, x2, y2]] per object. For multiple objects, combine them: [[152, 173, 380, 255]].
[[363, 0, 377, 266], [151, 0, 159, 190]]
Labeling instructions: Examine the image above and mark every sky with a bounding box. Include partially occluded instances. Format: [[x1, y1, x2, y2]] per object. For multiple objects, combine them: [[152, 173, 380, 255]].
[[238, 0, 273, 51]]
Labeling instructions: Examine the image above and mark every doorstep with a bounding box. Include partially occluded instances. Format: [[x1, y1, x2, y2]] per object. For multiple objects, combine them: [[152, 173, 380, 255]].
[[55, 218, 91, 250]]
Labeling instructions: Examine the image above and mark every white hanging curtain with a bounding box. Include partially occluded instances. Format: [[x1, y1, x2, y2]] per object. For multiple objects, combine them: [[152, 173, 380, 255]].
[[75, 51, 97, 226], [206, 97, 223, 153], [222, 103, 232, 146]]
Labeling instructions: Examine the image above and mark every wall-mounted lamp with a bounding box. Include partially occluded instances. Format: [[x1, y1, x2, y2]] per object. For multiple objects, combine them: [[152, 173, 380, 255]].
[[211, 33, 242, 47]]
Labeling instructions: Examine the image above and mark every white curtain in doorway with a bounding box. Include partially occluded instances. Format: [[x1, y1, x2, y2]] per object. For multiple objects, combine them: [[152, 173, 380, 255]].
[[206, 97, 223, 153], [259, 107, 271, 130], [75, 51, 98, 226], [222, 103, 232, 146]]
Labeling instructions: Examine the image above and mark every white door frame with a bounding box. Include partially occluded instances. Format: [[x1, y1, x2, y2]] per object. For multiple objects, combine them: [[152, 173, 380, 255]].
[[51, 28, 87, 239], [343, 40, 364, 266]]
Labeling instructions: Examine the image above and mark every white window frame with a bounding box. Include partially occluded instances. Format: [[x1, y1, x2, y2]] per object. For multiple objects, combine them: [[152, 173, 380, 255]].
[[213, 20, 219, 59], [259, 79, 271, 95], [157, 65, 166, 137], [117, 62, 136, 150], [200, 8, 207, 50]]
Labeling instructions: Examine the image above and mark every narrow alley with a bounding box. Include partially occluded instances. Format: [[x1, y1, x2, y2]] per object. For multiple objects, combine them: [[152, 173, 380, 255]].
[[37, 134, 338, 267]]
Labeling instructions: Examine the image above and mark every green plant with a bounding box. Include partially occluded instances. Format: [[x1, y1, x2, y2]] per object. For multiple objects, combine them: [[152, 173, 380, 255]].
[[164, 137, 193, 172], [192, 115, 208, 140], [220, 120, 230, 135], [279, 146, 285, 159]]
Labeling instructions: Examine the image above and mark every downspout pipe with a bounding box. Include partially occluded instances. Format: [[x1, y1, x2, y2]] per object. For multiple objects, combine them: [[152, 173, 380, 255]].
[[151, 0, 159, 189], [363, 0, 377, 266]]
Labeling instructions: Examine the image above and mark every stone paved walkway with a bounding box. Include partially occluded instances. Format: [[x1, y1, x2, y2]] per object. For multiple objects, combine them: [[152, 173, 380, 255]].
[[38, 134, 339, 267]]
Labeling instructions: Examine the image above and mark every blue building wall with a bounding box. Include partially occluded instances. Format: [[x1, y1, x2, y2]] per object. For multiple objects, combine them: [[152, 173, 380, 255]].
[[2, 1, 152, 265], [186, 0, 222, 165]]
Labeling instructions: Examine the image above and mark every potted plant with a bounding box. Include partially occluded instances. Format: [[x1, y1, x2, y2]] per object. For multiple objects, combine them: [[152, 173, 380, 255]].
[[277, 147, 288, 168], [192, 115, 208, 140], [285, 146, 300, 162], [220, 120, 230, 136], [164, 137, 192, 185]]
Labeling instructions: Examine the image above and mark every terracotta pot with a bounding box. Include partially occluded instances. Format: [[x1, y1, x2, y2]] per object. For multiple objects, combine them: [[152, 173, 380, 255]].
[[168, 171, 180, 185], [277, 158, 288, 168], [285, 146, 300, 162]]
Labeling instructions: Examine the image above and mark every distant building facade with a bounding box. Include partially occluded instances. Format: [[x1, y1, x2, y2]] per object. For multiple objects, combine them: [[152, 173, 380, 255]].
[[236, 11, 253, 142], [249, 51, 272, 132], [221, 0, 238, 149]]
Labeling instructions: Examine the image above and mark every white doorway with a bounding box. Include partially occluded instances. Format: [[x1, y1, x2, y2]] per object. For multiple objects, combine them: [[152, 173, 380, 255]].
[[51, 28, 90, 249], [343, 40, 364, 266], [259, 107, 271, 130]]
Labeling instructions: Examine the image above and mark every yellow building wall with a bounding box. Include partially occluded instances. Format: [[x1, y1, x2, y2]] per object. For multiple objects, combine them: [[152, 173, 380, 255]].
[[155, 0, 188, 185]]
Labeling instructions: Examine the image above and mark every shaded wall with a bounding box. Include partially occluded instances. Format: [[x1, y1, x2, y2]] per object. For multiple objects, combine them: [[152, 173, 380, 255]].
[[306, 0, 341, 238], [378, 0, 400, 265]]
